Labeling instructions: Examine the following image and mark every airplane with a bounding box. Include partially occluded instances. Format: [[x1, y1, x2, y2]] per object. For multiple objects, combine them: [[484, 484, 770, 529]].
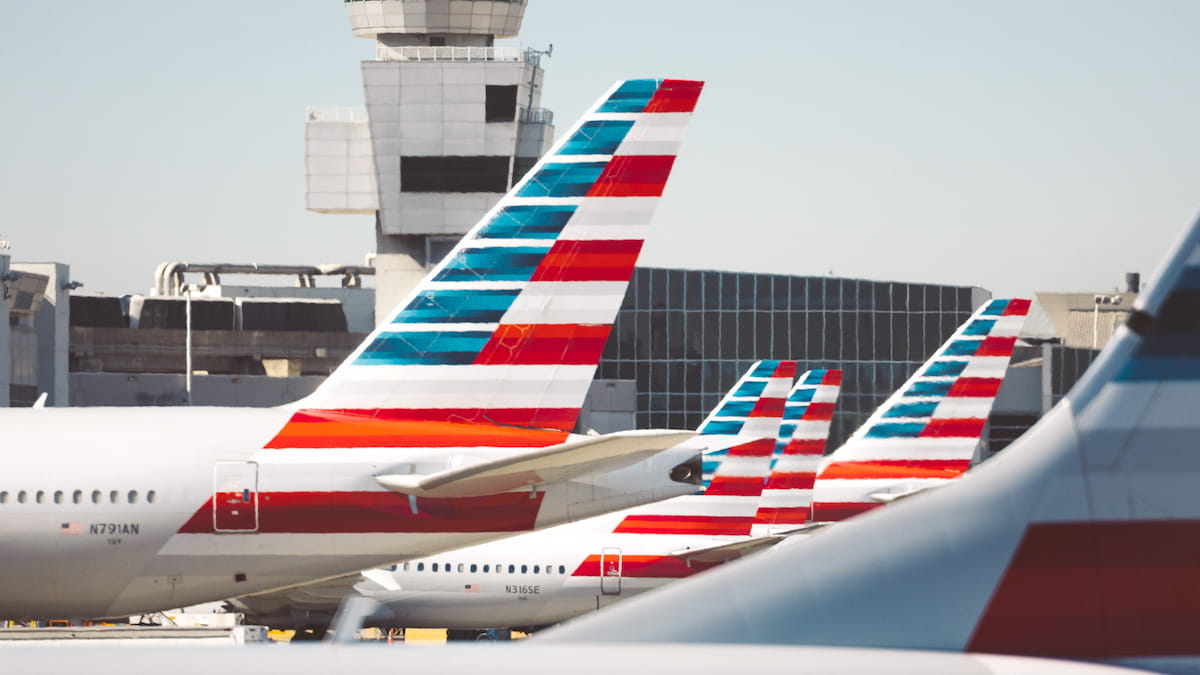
[[535, 215, 1200, 672], [0, 78, 708, 621], [251, 297, 1027, 636], [225, 360, 823, 633]]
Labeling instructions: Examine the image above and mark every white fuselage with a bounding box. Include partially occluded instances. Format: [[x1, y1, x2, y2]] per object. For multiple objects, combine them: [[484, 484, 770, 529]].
[[236, 512, 741, 631], [0, 407, 697, 620]]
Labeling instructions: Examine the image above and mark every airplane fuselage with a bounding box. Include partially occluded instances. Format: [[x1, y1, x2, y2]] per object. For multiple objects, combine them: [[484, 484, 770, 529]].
[[0, 407, 696, 620]]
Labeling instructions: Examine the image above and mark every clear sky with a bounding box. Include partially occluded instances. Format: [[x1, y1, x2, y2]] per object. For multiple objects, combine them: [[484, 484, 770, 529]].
[[3, 1, 1199, 299]]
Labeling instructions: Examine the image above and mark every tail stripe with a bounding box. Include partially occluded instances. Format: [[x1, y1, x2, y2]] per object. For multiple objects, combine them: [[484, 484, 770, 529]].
[[752, 369, 843, 533], [276, 79, 703, 440], [810, 299, 1030, 521], [622, 362, 793, 536]]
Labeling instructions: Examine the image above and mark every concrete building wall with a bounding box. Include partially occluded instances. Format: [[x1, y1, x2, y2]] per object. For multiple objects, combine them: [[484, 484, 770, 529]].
[[305, 107, 378, 214], [13, 263, 71, 406], [71, 372, 324, 408]]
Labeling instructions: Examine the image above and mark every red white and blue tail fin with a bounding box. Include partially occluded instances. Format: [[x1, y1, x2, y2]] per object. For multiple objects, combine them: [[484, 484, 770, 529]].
[[541, 215, 1200, 666], [268, 79, 703, 448], [698, 360, 797, 485], [612, 360, 795, 537], [809, 299, 1031, 521], [751, 369, 842, 535]]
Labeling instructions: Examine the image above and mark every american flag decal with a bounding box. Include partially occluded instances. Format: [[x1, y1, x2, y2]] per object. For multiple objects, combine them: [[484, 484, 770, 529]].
[[60, 522, 82, 535], [464, 584, 480, 593]]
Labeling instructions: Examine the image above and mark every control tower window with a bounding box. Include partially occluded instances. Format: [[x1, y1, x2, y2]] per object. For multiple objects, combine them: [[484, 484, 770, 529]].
[[486, 85, 518, 123], [401, 156, 510, 193]]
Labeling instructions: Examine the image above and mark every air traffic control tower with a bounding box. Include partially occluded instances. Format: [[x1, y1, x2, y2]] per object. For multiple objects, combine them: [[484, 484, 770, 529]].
[[307, 0, 555, 320]]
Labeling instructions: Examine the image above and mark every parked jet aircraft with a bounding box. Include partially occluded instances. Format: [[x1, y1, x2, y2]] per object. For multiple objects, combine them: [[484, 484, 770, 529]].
[[229, 362, 836, 632], [539, 215, 1200, 671], [0, 78, 707, 621]]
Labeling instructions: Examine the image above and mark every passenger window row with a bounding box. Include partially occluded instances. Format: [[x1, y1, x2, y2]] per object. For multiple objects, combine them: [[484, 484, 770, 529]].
[[0, 489, 157, 505], [404, 561, 568, 576]]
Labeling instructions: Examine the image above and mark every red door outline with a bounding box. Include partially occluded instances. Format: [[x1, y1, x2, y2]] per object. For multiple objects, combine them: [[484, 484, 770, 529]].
[[600, 547, 622, 595], [213, 461, 259, 533]]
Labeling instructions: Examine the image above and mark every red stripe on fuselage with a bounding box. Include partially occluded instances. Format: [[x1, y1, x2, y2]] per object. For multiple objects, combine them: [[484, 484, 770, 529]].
[[265, 411, 570, 449], [586, 156, 676, 198], [571, 554, 717, 579], [528, 240, 643, 282], [311, 408, 582, 432], [612, 514, 754, 536], [474, 324, 612, 366], [177, 491, 545, 534], [808, 501, 879, 522], [968, 520, 1200, 659]]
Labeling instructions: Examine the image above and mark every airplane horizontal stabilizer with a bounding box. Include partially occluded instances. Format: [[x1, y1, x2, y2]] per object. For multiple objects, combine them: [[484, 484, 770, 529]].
[[374, 429, 697, 498]]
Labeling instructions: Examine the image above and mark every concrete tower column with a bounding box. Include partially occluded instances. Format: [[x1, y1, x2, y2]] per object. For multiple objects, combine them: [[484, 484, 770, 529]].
[[307, 0, 555, 325]]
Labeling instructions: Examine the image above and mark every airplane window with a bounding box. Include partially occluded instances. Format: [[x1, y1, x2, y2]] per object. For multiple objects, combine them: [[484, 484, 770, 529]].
[[458, 563, 465, 573], [72, 490, 82, 504], [533, 565, 540, 574], [558, 565, 565, 574], [128, 490, 137, 504], [403, 562, 410, 572], [417, 562, 424, 572], [483, 565, 490, 573], [91, 490, 101, 504], [508, 564, 515, 574], [109, 490, 118, 504], [146, 490, 155, 504], [470, 564, 477, 573], [432, 563, 438, 572], [546, 565, 552, 575], [54, 491, 63, 504], [521, 565, 528, 574], [36, 490, 44, 504], [18, 491, 27, 504], [0, 491, 6, 504], [445, 563, 451, 574]]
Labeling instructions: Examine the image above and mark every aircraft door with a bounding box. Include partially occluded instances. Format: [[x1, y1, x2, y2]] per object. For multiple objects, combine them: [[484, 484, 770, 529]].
[[213, 461, 259, 533], [600, 547, 622, 596]]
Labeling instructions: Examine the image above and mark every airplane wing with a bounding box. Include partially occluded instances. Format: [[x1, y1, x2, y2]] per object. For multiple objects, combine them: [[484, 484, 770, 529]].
[[671, 536, 784, 565], [375, 429, 698, 498]]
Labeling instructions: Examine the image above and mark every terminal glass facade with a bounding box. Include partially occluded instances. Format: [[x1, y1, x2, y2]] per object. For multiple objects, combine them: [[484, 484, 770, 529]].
[[597, 268, 986, 451]]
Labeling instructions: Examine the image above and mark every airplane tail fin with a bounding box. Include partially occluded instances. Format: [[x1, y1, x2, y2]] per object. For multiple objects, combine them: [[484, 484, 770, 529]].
[[613, 360, 796, 536], [267, 79, 703, 448], [809, 298, 1030, 521], [751, 369, 842, 534], [698, 360, 798, 484], [539, 215, 1200, 664]]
